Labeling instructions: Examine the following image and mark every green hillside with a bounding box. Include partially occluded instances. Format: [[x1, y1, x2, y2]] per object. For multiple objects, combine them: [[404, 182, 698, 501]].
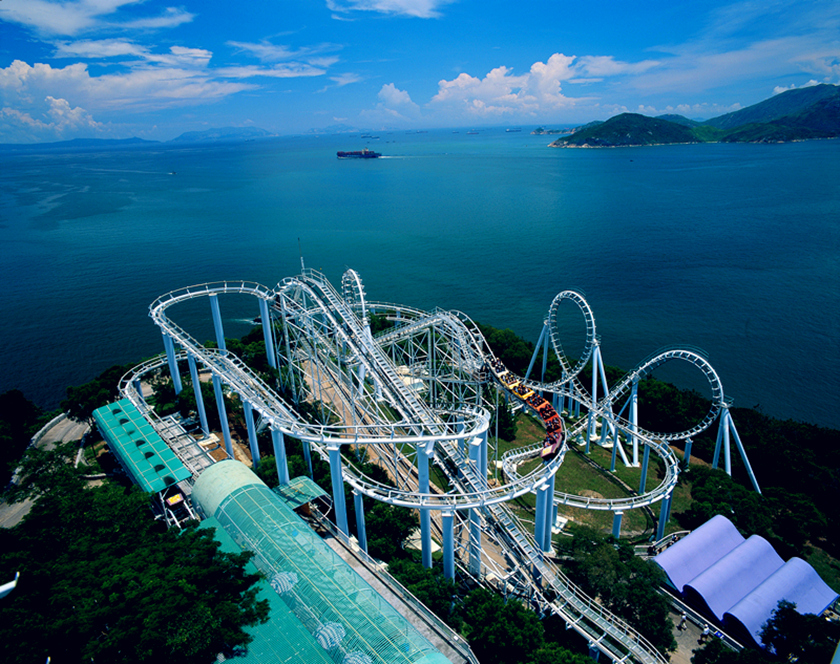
[[549, 113, 697, 147], [705, 83, 840, 129], [550, 84, 840, 147], [655, 114, 701, 127]]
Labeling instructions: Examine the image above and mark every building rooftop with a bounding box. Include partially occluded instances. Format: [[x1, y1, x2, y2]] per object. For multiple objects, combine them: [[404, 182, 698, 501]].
[[192, 460, 453, 664], [93, 399, 192, 494]]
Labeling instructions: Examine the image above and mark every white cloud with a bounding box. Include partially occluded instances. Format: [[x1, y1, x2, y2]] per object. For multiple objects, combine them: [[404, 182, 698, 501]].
[[0, 0, 193, 37], [773, 79, 820, 94], [326, 0, 454, 19], [227, 41, 341, 64], [120, 7, 194, 30], [0, 60, 252, 116], [573, 55, 659, 79], [379, 83, 415, 106], [0, 95, 101, 142], [331, 73, 363, 87], [52, 41, 213, 68], [218, 64, 329, 79], [360, 83, 420, 122], [53, 39, 148, 59], [431, 54, 584, 117]]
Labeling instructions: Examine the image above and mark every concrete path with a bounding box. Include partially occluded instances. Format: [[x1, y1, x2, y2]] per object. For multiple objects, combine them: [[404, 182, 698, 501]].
[[0, 415, 90, 529]]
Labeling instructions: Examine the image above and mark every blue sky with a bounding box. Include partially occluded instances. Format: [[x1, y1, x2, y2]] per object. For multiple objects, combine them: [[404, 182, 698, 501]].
[[1, 0, 838, 142]]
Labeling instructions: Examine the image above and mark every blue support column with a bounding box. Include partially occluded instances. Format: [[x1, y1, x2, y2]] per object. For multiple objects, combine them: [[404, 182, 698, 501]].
[[612, 511, 623, 539], [656, 493, 672, 541], [354, 490, 368, 553], [713, 412, 725, 469], [541, 328, 549, 383], [723, 416, 732, 474], [727, 411, 761, 493], [187, 354, 209, 434], [469, 508, 481, 576], [630, 378, 639, 466], [535, 482, 553, 553], [302, 440, 313, 477], [542, 471, 557, 552], [418, 448, 432, 568], [258, 298, 277, 369], [209, 293, 226, 351], [162, 332, 183, 394], [328, 446, 349, 535], [243, 401, 260, 470], [271, 427, 290, 485], [468, 438, 482, 576], [588, 643, 601, 661], [132, 379, 144, 402], [478, 428, 488, 485], [534, 485, 547, 552], [586, 344, 601, 452], [442, 511, 455, 580], [211, 374, 232, 457], [524, 323, 547, 382], [638, 443, 651, 494], [609, 427, 619, 472], [683, 438, 693, 467]]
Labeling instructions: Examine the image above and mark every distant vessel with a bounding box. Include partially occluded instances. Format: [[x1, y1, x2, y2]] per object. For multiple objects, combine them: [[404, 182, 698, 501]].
[[337, 148, 381, 159], [506, 128, 521, 132]]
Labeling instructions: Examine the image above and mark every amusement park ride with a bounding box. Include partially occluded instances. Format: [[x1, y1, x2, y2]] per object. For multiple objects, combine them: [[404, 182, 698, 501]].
[[120, 268, 759, 664]]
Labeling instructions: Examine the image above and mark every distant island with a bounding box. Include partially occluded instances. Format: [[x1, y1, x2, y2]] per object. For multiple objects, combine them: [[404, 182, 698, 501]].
[[548, 83, 840, 147], [168, 126, 274, 143], [0, 126, 274, 152]]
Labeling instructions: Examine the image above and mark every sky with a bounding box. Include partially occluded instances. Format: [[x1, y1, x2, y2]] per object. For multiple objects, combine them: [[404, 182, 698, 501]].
[[0, 0, 838, 142]]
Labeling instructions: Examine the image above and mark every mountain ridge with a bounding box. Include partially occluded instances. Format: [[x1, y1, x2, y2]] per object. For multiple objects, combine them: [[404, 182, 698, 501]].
[[550, 84, 840, 147]]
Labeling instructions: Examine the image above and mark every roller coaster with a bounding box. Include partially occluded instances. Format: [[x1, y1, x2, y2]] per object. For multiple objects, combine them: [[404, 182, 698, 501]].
[[122, 268, 760, 664]]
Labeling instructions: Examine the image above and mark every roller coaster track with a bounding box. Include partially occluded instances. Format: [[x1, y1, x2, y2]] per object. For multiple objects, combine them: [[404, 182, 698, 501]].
[[142, 270, 698, 664]]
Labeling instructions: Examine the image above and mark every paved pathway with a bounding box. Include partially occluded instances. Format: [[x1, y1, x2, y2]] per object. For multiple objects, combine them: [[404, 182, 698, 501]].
[[0, 416, 90, 529]]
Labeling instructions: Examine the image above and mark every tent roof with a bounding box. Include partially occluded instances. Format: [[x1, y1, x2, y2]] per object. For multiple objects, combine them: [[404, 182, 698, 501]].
[[724, 557, 839, 646], [684, 535, 784, 621], [653, 514, 745, 591]]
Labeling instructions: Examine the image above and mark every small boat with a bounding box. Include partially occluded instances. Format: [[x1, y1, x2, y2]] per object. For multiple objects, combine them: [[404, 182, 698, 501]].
[[337, 148, 381, 159]]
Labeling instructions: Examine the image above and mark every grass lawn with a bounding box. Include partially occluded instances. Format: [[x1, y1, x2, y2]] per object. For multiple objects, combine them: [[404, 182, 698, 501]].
[[496, 413, 668, 539]]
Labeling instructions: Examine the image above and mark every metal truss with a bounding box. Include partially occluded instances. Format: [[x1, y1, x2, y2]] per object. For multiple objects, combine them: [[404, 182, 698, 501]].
[[134, 268, 763, 664]]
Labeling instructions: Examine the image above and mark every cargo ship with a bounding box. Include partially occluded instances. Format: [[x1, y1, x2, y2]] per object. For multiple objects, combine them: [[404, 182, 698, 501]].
[[337, 148, 381, 159]]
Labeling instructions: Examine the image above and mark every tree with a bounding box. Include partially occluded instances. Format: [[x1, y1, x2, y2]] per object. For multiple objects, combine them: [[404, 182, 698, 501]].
[[365, 502, 417, 560], [0, 443, 269, 664], [760, 600, 840, 662], [527, 643, 594, 664], [61, 364, 132, 423], [567, 527, 676, 655], [679, 466, 773, 538], [387, 557, 461, 628], [459, 587, 545, 664], [0, 389, 48, 485], [491, 397, 517, 441]]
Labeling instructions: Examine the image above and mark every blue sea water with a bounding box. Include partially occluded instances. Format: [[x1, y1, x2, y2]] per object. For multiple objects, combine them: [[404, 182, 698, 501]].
[[1, 130, 838, 429]]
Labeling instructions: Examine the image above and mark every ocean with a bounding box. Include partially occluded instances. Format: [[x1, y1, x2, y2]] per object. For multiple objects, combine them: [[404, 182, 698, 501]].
[[1, 130, 838, 429]]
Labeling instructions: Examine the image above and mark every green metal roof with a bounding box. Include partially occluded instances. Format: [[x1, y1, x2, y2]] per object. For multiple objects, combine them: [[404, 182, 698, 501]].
[[93, 399, 192, 494], [274, 475, 329, 510], [193, 460, 453, 664], [200, 518, 333, 664]]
